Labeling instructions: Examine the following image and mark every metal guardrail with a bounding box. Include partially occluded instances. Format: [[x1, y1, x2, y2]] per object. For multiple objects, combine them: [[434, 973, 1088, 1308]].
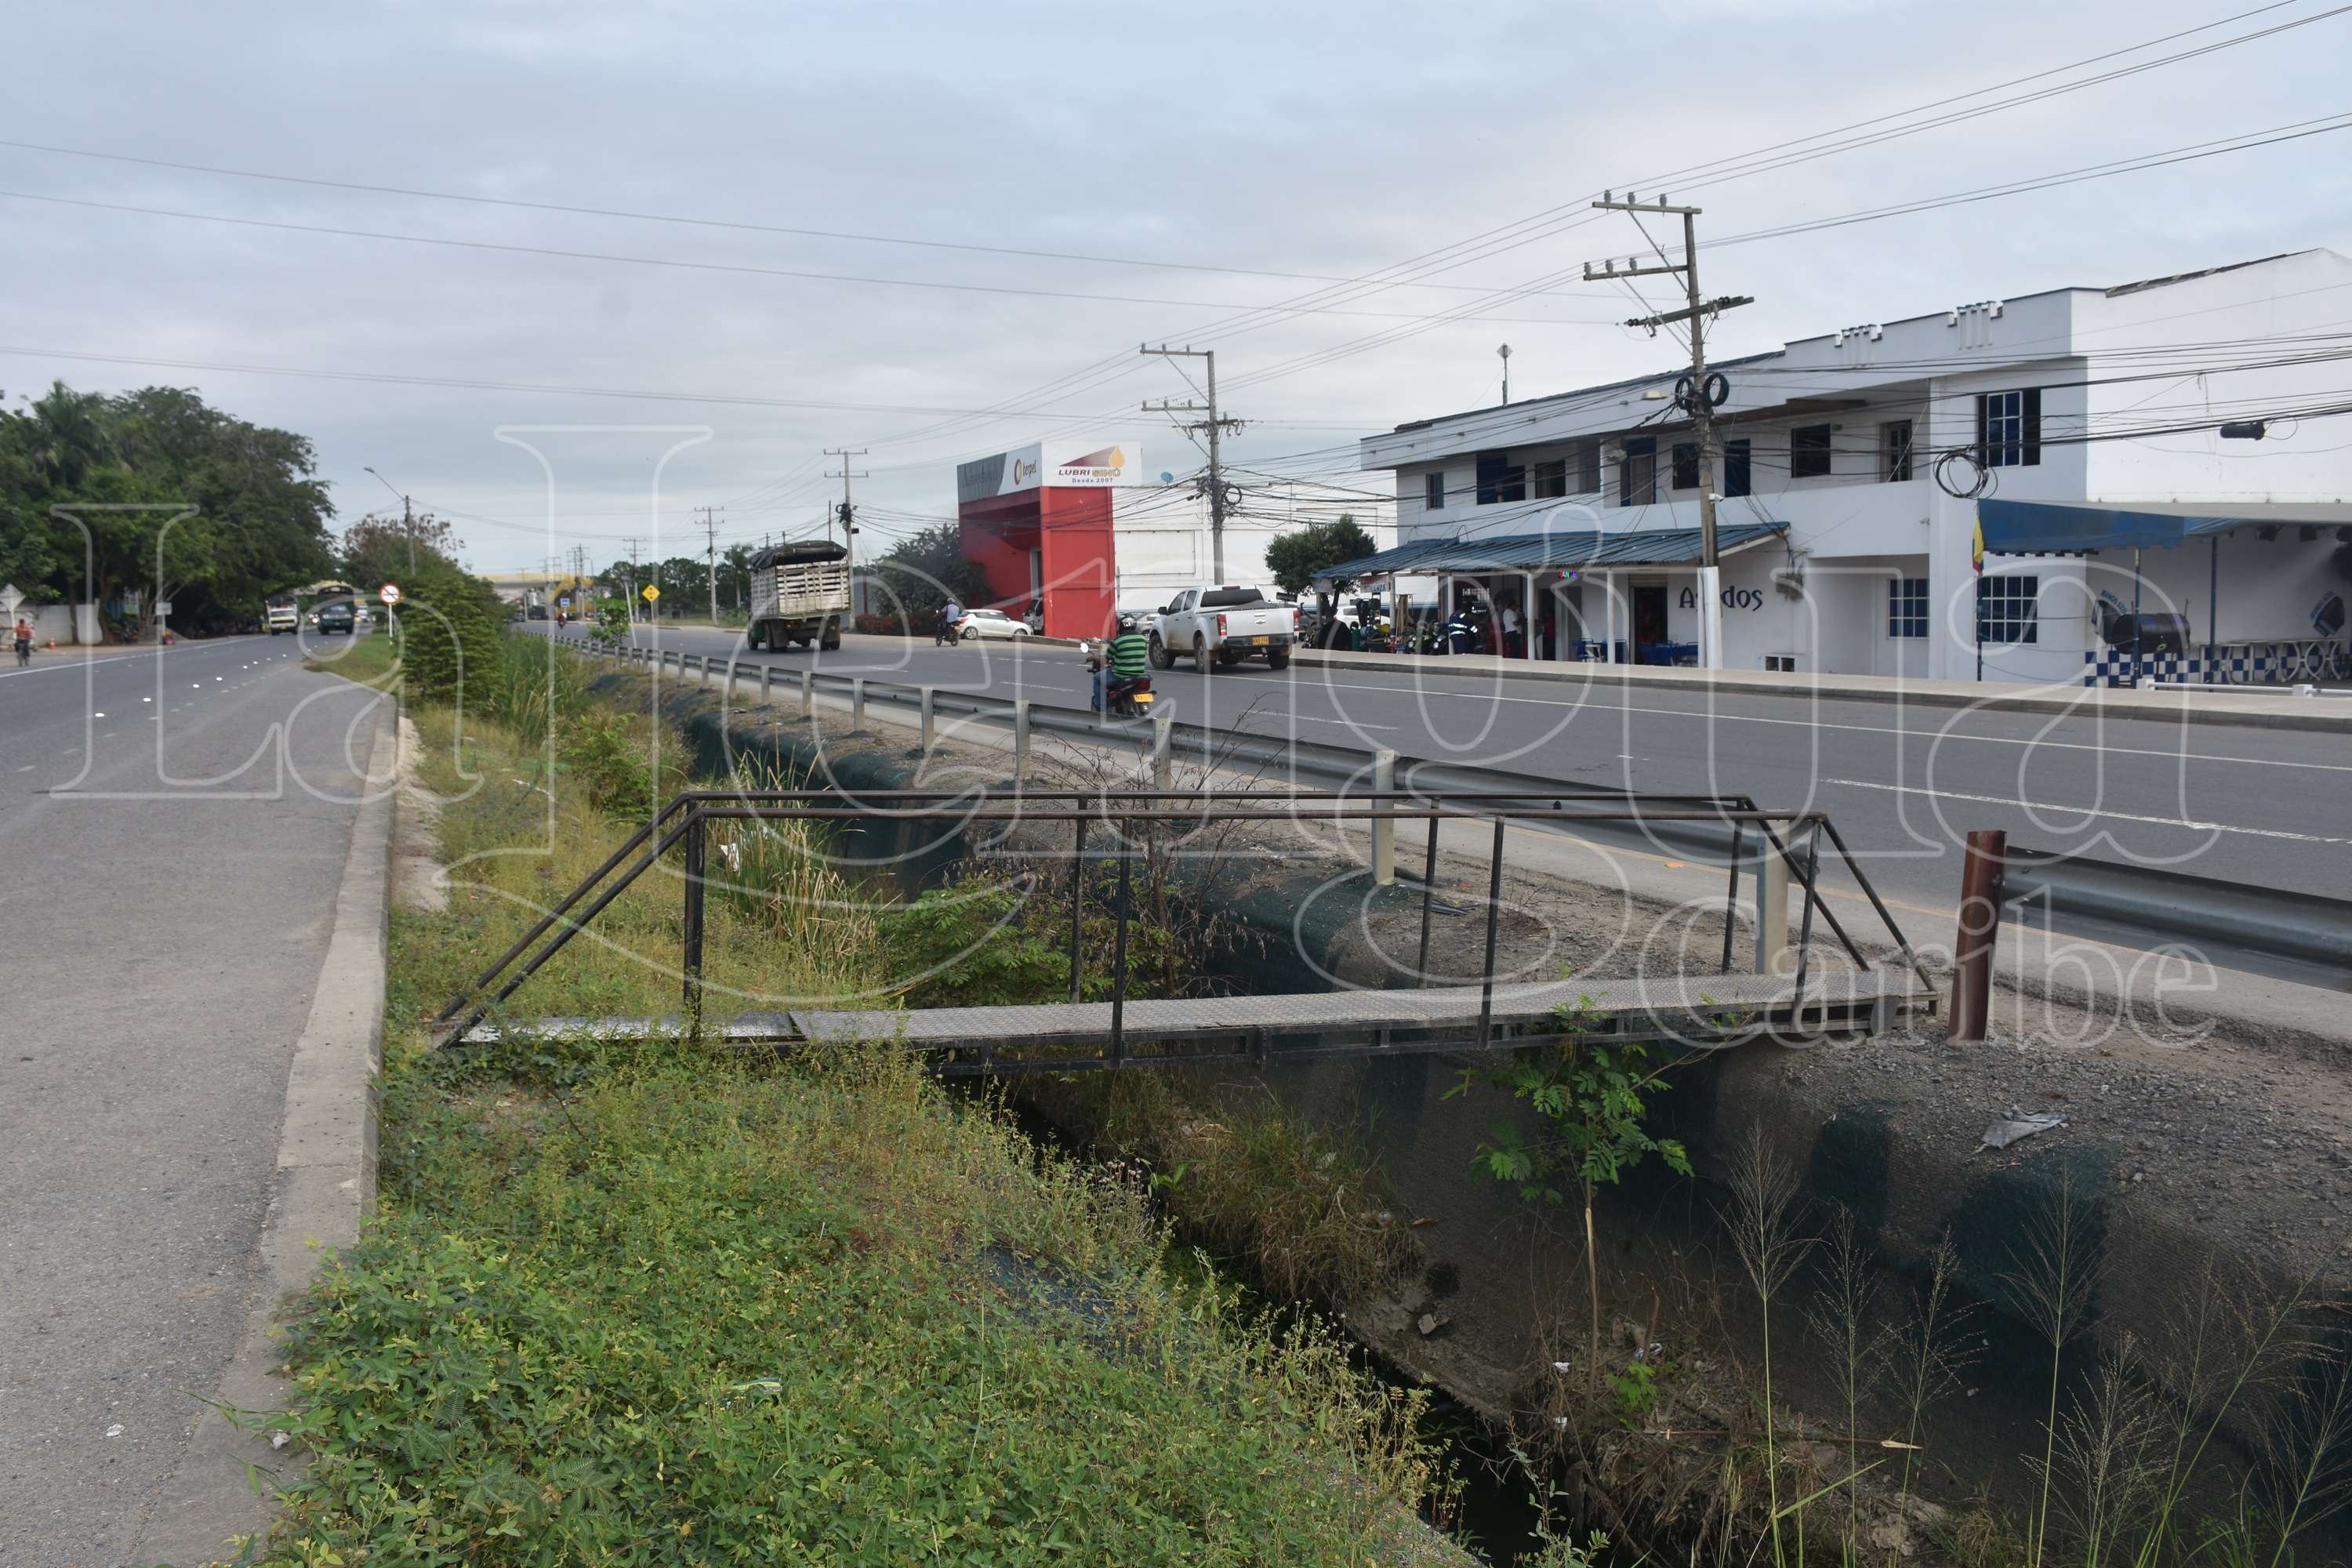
[[2002, 846, 2352, 989], [551, 631, 2345, 989]]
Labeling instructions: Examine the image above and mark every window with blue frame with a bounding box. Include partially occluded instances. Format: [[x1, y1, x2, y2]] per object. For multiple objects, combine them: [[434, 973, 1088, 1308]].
[[1977, 388, 2042, 468], [1976, 574, 2040, 644], [1475, 450, 1526, 504], [1888, 577, 1929, 639]]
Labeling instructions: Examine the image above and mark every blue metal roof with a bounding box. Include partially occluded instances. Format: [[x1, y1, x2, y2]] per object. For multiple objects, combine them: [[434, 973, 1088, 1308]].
[[1977, 499, 2256, 554], [1312, 523, 1784, 582]]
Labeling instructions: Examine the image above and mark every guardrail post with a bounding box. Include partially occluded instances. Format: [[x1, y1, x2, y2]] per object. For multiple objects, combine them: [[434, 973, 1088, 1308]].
[[759, 664, 773, 705], [1151, 713, 1172, 791], [920, 687, 937, 754], [1014, 699, 1032, 783], [800, 669, 815, 720], [1757, 819, 1791, 978], [851, 677, 868, 732], [1721, 822, 1744, 974], [1951, 829, 2006, 1042], [1415, 820, 1440, 982], [1371, 750, 1396, 887]]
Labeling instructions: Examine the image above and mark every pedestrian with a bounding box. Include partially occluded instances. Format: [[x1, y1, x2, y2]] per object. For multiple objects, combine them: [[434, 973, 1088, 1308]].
[[1500, 601, 1523, 658], [12, 615, 31, 668]]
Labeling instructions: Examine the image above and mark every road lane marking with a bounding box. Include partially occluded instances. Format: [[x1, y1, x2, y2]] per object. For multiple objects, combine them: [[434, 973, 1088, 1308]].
[[1823, 778, 2352, 845]]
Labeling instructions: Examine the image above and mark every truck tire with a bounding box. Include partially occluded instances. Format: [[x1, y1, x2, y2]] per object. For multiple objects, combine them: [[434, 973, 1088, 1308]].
[[1265, 648, 1291, 670], [746, 623, 766, 652], [1193, 634, 1214, 670], [1148, 634, 1172, 670]]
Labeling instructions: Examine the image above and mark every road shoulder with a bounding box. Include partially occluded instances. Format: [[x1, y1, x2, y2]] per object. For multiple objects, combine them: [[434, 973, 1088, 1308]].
[[131, 700, 394, 1567]]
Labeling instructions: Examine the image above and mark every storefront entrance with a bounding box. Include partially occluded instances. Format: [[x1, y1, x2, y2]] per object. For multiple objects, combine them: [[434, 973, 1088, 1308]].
[[1632, 583, 1669, 663]]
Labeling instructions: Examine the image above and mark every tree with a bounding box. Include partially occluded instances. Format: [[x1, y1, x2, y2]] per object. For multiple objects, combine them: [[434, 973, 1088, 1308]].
[[719, 543, 754, 612], [1264, 515, 1378, 597], [342, 512, 463, 594], [0, 381, 334, 636], [1452, 1033, 1690, 1395], [871, 523, 989, 621]]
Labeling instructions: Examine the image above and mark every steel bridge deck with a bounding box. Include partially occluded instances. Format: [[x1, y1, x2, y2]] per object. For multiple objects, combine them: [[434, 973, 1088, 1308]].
[[463, 971, 1918, 1072]]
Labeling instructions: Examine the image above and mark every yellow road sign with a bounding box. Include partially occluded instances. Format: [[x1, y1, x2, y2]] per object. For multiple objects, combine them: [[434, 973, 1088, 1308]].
[[641, 584, 661, 602]]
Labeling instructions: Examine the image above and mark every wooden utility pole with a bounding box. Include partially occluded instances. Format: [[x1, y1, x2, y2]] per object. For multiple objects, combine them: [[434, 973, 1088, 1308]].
[[1583, 193, 1753, 572], [825, 448, 868, 614], [1142, 344, 1243, 584]]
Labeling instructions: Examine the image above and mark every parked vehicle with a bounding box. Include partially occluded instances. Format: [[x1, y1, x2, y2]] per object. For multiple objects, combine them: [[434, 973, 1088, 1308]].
[[1147, 585, 1297, 671], [952, 608, 1032, 642], [746, 539, 849, 652], [316, 600, 357, 636]]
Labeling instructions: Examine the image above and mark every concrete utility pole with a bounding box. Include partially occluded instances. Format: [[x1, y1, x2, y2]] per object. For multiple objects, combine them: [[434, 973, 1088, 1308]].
[[695, 504, 724, 624], [362, 466, 416, 572], [1584, 194, 1753, 572], [1141, 344, 1243, 584], [622, 536, 645, 623], [825, 448, 868, 614]]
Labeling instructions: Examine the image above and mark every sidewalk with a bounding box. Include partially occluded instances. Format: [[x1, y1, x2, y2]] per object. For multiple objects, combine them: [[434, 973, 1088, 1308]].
[[1293, 647, 2352, 732]]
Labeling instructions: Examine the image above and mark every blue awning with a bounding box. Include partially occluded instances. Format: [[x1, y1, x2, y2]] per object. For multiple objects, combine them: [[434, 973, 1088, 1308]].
[[1311, 522, 1783, 585], [1976, 499, 2256, 555]]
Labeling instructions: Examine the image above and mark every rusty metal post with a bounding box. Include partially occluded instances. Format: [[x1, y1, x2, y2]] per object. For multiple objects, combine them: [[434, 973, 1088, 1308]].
[[1721, 821, 1744, 974], [1415, 819, 1440, 982], [1950, 829, 2006, 1041]]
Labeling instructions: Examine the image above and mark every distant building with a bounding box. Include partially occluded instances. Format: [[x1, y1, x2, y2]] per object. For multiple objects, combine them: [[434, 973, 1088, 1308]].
[[1345, 249, 2352, 684]]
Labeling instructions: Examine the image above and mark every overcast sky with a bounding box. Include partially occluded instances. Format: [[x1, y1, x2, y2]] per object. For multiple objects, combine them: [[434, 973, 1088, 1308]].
[[9, 0, 2350, 575]]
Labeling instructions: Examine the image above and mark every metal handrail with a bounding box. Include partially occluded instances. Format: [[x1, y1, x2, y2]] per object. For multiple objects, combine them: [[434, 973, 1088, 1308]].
[[434, 779, 1922, 1054]]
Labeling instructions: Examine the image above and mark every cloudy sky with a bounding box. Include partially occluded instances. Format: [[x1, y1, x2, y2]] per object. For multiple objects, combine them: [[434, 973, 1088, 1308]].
[[10, 0, 2350, 575]]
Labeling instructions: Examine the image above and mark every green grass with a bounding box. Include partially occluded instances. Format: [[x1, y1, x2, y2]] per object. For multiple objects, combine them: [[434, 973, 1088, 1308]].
[[243, 658, 1460, 1566]]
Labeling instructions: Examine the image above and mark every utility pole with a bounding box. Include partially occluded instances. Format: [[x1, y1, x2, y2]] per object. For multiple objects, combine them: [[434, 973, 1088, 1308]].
[[1141, 344, 1243, 584], [1583, 193, 1753, 572], [622, 536, 645, 624], [695, 504, 724, 624], [825, 448, 868, 614]]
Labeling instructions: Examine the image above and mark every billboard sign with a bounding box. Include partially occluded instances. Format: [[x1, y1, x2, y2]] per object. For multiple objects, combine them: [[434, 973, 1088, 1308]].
[[956, 441, 1140, 503]]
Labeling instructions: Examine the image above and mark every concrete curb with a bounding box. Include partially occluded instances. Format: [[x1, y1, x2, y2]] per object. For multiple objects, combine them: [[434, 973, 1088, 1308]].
[[1292, 648, 2352, 732], [132, 700, 394, 1567]]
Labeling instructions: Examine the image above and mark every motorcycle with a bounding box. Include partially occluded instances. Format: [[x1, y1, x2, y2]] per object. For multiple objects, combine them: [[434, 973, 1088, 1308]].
[[934, 612, 960, 647], [1084, 646, 1156, 717]]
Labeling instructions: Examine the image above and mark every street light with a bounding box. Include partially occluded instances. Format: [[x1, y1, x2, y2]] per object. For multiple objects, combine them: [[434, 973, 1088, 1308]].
[[362, 466, 415, 572]]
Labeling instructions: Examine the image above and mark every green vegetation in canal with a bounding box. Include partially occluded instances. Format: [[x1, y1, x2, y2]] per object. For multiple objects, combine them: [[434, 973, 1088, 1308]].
[[250, 642, 1468, 1566]]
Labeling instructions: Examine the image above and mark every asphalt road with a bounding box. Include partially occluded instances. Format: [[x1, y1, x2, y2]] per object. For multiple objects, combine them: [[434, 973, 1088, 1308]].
[[554, 623, 2352, 920], [0, 632, 385, 1567]]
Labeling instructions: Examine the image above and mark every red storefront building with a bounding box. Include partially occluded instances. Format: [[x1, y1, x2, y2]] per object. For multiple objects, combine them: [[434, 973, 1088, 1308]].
[[953, 441, 1138, 639]]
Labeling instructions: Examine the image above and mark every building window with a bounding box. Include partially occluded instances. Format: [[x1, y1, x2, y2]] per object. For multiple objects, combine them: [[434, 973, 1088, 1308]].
[[1475, 449, 1526, 504], [1723, 438, 1751, 498], [1887, 577, 1929, 639], [1619, 437, 1657, 506], [1883, 419, 1914, 482], [1424, 470, 1445, 511], [1577, 439, 1601, 494], [1791, 424, 1832, 479], [1976, 574, 2040, 644], [1670, 442, 1700, 490], [1531, 458, 1567, 499], [1977, 388, 2042, 468]]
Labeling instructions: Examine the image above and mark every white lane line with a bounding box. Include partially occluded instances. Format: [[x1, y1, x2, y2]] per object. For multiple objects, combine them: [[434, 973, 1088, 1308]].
[[0, 652, 144, 680], [15, 765, 31, 772], [1823, 778, 2352, 845], [1307, 678, 2352, 773]]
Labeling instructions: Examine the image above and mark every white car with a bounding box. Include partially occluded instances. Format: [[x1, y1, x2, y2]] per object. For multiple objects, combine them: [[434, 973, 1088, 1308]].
[[953, 608, 1033, 642]]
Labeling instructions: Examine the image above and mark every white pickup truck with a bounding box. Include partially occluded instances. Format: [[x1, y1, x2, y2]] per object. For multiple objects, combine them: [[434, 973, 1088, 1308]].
[[1147, 585, 1299, 672]]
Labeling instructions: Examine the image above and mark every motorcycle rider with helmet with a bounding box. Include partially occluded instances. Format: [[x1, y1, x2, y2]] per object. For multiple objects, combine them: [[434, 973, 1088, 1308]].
[[1091, 613, 1151, 713]]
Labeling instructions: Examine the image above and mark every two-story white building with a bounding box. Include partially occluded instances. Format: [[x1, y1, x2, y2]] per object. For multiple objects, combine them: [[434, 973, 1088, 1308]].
[[1339, 249, 2352, 684]]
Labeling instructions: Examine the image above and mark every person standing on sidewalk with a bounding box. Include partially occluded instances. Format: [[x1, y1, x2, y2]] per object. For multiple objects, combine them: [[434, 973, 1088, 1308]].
[[13, 615, 31, 667]]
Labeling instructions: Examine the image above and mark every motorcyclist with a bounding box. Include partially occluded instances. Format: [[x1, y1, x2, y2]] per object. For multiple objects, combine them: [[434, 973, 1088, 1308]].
[[1091, 613, 1150, 713], [937, 597, 963, 644]]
